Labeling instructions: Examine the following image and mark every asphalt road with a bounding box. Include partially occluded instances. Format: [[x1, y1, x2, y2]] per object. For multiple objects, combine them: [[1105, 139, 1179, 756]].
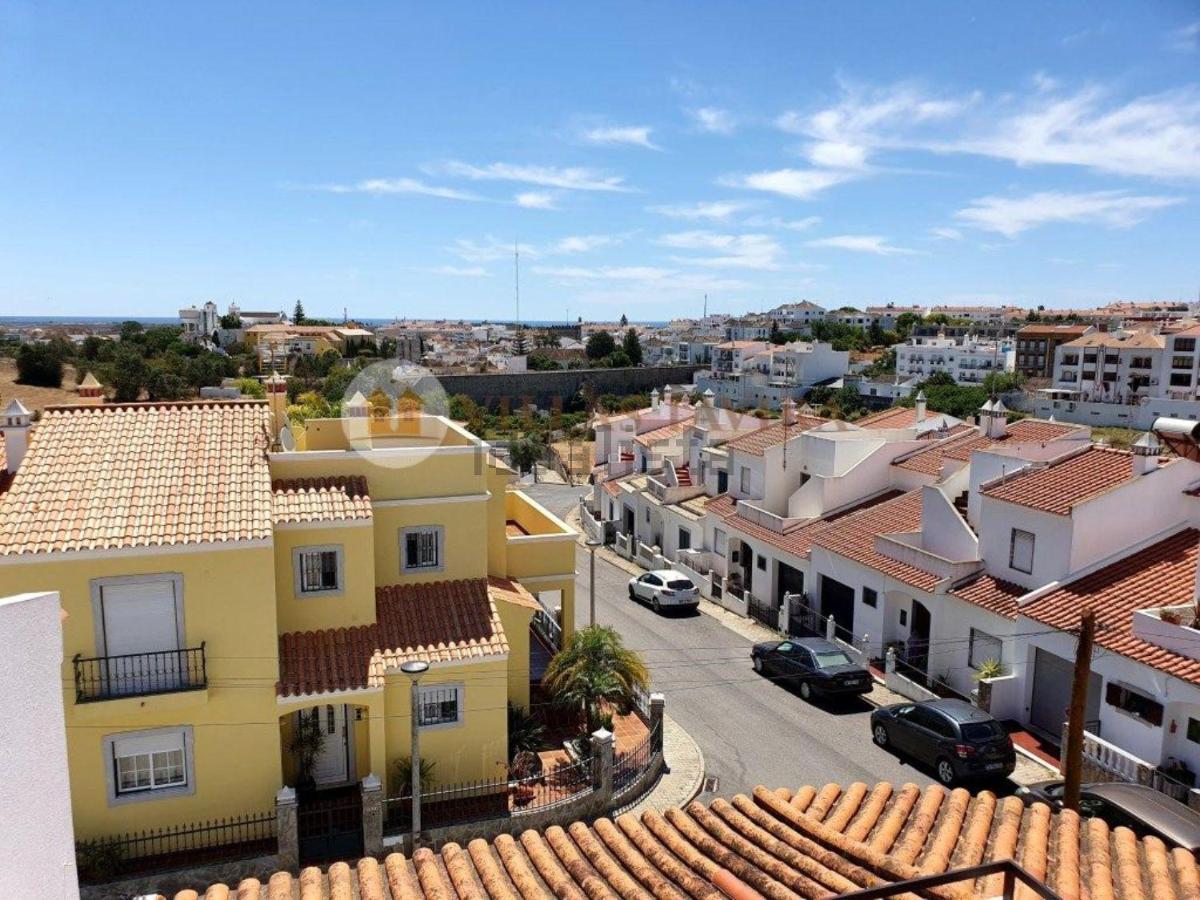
[[521, 484, 945, 800]]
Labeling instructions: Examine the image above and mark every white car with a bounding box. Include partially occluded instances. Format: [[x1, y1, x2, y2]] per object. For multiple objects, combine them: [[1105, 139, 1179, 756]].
[[628, 570, 701, 613]]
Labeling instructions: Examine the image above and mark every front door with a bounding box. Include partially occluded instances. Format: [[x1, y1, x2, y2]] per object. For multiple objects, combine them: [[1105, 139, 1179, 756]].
[[99, 578, 182, 695], [908, 600, 932, 674], [819, 575, 855, 638], [303, 705, 352, 787]]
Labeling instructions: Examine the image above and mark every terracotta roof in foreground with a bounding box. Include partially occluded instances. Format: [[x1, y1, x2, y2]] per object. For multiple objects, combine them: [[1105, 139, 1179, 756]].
[[0, 401, 273, 556], [164, 781, 1200, 899], [1022, 528, 1200, 686], [272, 476, 372, 524], [721, 415, 828, 456], [982, 446, 1162, 516], [809, 490, 939, 591], [276, 578, 514, 697]]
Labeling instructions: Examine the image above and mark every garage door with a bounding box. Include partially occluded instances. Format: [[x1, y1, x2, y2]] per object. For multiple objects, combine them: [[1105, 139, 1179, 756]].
[[99, 579, 182, 694], [1030, 647, 1101, 741]]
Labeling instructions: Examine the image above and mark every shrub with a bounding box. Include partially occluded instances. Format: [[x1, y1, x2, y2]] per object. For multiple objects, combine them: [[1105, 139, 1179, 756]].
[[15, 343, 63, 387]]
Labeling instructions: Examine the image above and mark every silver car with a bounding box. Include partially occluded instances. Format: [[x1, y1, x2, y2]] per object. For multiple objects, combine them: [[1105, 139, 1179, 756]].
[[628, 569, 700, 613]]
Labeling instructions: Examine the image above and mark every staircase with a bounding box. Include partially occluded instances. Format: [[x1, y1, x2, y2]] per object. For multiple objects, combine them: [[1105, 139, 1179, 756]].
[[953, 490, 976, 534], [675, 463, 692, 487]]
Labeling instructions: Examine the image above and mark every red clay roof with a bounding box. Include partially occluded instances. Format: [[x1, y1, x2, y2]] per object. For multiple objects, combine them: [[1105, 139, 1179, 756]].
[[1022, 528, 1200, 685], [722, 415, 828, 456], [0, 401, 273, 556], [809, 490, 940, 591], [632, 416, 694, 448], [276, 579, 514, 697], [170, 781, 1199, 900], [894, 419, 1084, 476], [982, 446, 1160, 516], [855, 406, 924, 429], [949, 573, 1026, 620], [272, 476, 372, 525]]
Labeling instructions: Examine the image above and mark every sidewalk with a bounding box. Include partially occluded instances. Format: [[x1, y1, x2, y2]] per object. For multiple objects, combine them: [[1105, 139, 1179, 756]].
[[616, 714, 706, 816]]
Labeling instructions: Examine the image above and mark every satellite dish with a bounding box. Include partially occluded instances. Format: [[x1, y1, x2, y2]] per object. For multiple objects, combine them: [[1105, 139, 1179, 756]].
[[278, 426, 296, 452]]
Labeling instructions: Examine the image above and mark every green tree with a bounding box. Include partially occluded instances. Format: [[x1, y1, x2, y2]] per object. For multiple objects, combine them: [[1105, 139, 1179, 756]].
[[145, 368, 190, 401], [619, 313, 628, 328], [235, 377, 266, 399], [606, 349, 632, 368], [508, 434, 546, 477], [111, 347, 149, 402], [15, 344, 63, 387], [219, 313, 242, 329], [293, 300, 306, 325], [513, 329, 530, 355], [769, 320, 784, 345], [118, 320, 144, 342], [835, 383, 865, 415], [527, 353, 559, 371], [543, 625, 650, 733], [621, 328, 643, 366], [585, 331, 616, 361]]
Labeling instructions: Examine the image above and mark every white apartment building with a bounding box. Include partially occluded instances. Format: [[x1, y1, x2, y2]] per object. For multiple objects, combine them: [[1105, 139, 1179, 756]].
[[695, 340, 849, 409], [766, 301, 827, 331], [895, 333, 1015, 384]]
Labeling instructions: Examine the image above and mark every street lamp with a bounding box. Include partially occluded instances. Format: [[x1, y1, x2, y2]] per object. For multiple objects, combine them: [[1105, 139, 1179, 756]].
[[585, 538, 601, 626], [400, 660, 430, 846]]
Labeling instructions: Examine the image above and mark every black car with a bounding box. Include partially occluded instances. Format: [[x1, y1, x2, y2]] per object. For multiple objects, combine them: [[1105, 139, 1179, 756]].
[[870, 699, 1015, 785], [750, 637, 873, 701], [1019, 781, 1200, 850]]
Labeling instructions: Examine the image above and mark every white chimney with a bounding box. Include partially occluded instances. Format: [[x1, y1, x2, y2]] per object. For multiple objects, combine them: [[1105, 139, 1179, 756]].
[[977, 398, 994, 436], [702, 389, 715, 408], [344, 391, 369, 418], [663, 386, 673, 406], [781, 397, 797, 426], [650, 388, 660, 411], [986, 398, 1008, 439], [914, 390, 927, 424], [1131, 431, 1160, 476], [3, 398, 32, 474]]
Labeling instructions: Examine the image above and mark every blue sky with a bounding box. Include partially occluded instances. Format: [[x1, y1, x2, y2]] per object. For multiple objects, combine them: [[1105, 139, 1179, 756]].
[[2, 2, 1199, 321]]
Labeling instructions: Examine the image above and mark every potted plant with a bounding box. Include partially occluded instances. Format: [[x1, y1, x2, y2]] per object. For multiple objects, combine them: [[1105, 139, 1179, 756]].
[[543, 625, 649, 736], [289, 711, 326, 796], [973, 658, 1006, 681], [507, 703, 547, 761]]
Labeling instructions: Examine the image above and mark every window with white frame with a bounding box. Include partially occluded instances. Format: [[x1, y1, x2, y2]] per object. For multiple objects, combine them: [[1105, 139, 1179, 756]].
[[417, 685, 462, 727], [293, 545, 343, 596], [402, 526, 443, 572], [740, 466, 751, 493], [968, 628, 1003, 669], [104, 727, 194, 805], [1009, 528, 1035, 574]]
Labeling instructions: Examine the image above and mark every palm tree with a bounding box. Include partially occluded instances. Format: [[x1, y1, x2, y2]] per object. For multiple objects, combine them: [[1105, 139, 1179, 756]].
[[543, 626, 649, 732]]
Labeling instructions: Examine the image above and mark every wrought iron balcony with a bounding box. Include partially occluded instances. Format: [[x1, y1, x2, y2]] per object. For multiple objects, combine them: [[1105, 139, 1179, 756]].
[[73, 644, 208, 703]]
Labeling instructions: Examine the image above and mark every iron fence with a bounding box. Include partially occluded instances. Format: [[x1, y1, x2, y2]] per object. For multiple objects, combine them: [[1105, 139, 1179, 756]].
[[614, 726, 657, 793], [73, 644, 208, 703], [75, 808, 275, 883]]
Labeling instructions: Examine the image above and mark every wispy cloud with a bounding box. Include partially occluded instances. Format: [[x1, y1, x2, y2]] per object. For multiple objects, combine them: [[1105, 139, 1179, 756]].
[[955, 190, 1184, 237], [552, 235, 619, 253], [742, 214, 822, 232], [448, 234, 619, 263], [928, 227, 964, 241], [1169, 21, 1200, 52], [304, 177, 482, 201], [658, 231, 782, 270], [806, 141, 869, 169], [433, 265, 491, 277], [720, 167, 858, 200], [582, 125, 661, 150], [435, 161, 630, 192], [805, 234, 918, 256], [690, 107, 735, 135], [515, 191, 559, 210], [648, 201, 750, 221]]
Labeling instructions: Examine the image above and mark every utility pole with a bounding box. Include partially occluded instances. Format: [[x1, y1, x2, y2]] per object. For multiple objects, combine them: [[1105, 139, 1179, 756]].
[[514, 239, 520, 326], [1062, 608, 1096, 813]]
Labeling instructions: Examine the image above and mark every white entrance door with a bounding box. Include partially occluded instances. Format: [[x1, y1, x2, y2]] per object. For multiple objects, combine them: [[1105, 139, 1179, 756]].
[[99, 579, 182, 695], [305, 704, 351, 787]]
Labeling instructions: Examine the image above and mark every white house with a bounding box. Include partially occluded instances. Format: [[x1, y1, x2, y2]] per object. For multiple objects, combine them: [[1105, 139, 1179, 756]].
[[895, 333, 1015, 385]]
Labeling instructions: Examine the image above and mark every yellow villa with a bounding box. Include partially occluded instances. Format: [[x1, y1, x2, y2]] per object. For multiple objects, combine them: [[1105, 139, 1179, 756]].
[[0, 384, 576, 842]]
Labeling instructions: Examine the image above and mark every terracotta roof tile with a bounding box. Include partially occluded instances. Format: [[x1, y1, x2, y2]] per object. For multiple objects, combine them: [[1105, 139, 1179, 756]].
[[276, 578, 512, 697], [948, 573, 1026, 620], [170, 781, 1200, 899], [632, 416, 695, 448], [895, 418, 1084, 476], [855, 406, 924, 429], [272, 476, 372, 524], [721, 415, 828, 456], [809, 490, 940, 591], [0, 401, 273, 556], [1023, 528, 1200, 685], [714, 491, 903, 561], [982, 446, 1160, 516]]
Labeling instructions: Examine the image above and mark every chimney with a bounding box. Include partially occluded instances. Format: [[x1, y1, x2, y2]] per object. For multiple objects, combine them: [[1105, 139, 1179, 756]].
[[344, 391, 369, 418], [650, 388, 660, 411], [1131, 431, 1160, 476], [3, 398, 32, 474], [702, 389, 715, 408], [77, 372, 104, 406], [976, 398, 994, 436], [781, 397, 798, 426], [914, 390, 927, 424], [663, 385, 673, 406], [986, 398, 1008, 439], [264, 371, 288, 435]]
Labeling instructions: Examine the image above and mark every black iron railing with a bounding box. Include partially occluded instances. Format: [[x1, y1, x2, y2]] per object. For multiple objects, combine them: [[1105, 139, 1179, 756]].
[[839, 859, 1060, 900], [73, 644, 208, 703]]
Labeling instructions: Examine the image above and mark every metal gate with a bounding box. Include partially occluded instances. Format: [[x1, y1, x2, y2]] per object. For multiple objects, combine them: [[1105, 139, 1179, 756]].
[[746, 592, 780, 631], [298, 788, 363, 864], [786, 594, 821, 637]]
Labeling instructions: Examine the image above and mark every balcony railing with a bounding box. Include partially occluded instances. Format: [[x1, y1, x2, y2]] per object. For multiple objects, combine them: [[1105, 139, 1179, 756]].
[[73, 644, 208, 703]]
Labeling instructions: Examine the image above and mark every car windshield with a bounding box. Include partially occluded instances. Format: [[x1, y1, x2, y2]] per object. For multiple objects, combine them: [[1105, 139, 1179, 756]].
[[666, 579, 694, 590], [960, 720, 1005, 742], [811, 650, 851, 667]]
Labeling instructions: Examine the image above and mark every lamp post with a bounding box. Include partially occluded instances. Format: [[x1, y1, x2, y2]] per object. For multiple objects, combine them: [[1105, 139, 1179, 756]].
[[585, 538, 601, 626], [400, 660, 430, 846]]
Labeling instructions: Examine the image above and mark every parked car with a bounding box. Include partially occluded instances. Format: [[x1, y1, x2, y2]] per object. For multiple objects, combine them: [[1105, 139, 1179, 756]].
[[627, 570, 700, 612], [1018, 781, 1200, 850], [750, 637, 873, 701], [870, 699, 1016, 785]]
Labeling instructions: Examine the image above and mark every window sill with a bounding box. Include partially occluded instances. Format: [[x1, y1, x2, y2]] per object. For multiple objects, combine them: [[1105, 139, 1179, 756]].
[[109, 782, 195, 807], [1106, 706, 1162, 729], [296, 587, 345, 599]]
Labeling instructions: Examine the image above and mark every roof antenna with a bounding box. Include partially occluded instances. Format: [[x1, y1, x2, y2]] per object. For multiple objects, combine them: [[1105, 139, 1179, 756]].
[[514, 237, 521, 326]]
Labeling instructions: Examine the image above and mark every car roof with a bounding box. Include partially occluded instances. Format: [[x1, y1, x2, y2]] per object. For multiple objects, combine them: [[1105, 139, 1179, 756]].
[[1083, 783, 1200, 848], [648, 569, 688, 578], [791, 637, 843, 653], [919, 698, 997, 723]]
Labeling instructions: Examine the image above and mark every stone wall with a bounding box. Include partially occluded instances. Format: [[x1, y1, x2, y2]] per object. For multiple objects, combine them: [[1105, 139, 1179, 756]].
[[437, 365, 702, 410]]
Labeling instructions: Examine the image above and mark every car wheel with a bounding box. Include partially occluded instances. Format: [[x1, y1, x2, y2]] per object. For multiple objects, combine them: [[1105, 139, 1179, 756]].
[[652, 597, 661, 614], [872, 724, 889, 747], [799, 681, 813, 701], [936, 758, 957, 786], [752, 655, 763, 673], [628, 585, 637, 601]]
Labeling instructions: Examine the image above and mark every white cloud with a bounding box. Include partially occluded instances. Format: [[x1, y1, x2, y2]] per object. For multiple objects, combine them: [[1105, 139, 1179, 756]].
[[955, 190, 1183, 237], [436, 161, 630, 192], [721, 167, 857, 200], [690, 107, 735, 135], [582, 125, 661, 150], [433, 265, 490, 277], [742, 214, 822, 231], [552, 235, 619, 254], [784, 83, 976, 147], [532, 265, 673, 281], [648, 201, 750, 221], [658, 231, 782, 270], [515, 191, 558, 209], [805, 235, 918, 256], [307, 177, 481, 201], [928, 227, 964, 241], [1169, 21, 1200, 52], [807, 141, 868, 169], [449, 233, 618, 263]]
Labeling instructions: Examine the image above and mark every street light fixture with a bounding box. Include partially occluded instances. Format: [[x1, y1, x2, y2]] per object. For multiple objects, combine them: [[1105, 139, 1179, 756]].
[[400, 660, 430, 846], [585, 538, 601, 626]]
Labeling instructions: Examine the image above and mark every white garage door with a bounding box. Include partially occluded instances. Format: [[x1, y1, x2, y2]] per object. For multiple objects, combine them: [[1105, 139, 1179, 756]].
[[99, 579, 182, 694]]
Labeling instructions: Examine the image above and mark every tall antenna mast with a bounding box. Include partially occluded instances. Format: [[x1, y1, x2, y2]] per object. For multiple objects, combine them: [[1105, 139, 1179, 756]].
[[514, 238, 521, 326], [703, 293, 708, 319]]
